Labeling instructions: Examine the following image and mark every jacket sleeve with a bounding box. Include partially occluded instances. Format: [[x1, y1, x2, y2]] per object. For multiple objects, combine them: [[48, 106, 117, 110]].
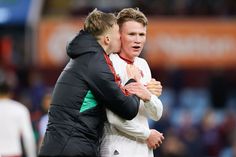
[[85, 54, 140, 120]]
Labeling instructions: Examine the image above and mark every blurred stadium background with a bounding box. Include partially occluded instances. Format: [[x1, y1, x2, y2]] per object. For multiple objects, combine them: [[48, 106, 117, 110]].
[[0, 0, 236, 156]]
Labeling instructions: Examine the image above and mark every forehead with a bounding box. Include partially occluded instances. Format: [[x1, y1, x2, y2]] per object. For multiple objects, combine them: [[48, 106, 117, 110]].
[[121, 21, 146, 32]]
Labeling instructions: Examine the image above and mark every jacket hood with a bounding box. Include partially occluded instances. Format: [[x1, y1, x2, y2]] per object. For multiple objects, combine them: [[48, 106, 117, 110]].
[[67, 30, 104, 58]]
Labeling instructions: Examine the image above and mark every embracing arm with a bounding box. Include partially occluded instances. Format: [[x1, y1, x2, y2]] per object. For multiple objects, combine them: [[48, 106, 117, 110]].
[[86, 54, 140, 120], [106, 109, 151, 140], [124, 79, 163, 121]]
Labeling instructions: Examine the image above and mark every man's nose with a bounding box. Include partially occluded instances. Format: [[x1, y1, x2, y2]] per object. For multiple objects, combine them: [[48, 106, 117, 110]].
[[135, 35, 141, 43]]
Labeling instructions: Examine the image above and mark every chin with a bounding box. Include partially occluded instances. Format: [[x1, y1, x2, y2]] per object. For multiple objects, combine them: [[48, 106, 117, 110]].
[[134, 52, 141, 56]]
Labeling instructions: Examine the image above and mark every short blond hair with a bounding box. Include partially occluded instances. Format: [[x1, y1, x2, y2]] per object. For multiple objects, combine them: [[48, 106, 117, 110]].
[[84, 9, 117, 38], [117, 8, 148, 27]]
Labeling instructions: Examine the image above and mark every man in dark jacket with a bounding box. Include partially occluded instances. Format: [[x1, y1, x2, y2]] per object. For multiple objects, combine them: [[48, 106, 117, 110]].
[[39, 9, 151, 157]]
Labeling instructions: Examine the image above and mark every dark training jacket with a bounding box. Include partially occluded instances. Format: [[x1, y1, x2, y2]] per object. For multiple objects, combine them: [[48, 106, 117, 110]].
[[38, 30, 140, 157]]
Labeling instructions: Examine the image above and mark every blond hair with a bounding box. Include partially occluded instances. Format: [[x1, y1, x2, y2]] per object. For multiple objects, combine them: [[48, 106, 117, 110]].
[[84, 9, 117, 38], [117, 8, 148, 27]]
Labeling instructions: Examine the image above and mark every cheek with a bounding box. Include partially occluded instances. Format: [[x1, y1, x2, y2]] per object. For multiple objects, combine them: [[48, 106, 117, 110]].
[[121, 37, 132, 46], [116, 35, 121, 42], [142, 37, 146, 43], [121, 40, 129, 50], [113, 34, 120, 42]]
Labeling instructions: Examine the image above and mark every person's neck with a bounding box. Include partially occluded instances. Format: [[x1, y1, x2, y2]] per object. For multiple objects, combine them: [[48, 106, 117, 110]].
[[118, 53, 134, 64]]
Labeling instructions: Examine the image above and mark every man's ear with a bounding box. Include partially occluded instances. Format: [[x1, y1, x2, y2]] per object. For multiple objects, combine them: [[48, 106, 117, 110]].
[[104, 35, 110, 45]]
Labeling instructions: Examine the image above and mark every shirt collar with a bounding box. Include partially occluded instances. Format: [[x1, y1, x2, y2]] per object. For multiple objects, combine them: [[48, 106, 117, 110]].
[[118, 54, 134, 64]]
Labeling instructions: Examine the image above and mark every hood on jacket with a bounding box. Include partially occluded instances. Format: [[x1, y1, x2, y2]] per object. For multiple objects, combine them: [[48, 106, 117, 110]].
[[67, 30, 104, 59]]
